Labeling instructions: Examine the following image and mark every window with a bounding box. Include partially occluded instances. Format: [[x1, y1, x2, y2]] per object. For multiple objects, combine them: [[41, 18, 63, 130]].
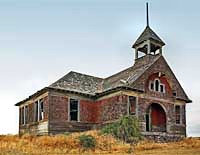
[[175, 105, 181, 124], [34, 101, 38, 122], [25, 106, 28, 124], [150, 82, 154, 90], [69, 99, 79, 121], [149, 78, 165, 93], [22, 107, 25, 125], [34, 99, 44, 122], [155, 80, 159, 91], [20, 105, 29, 125], [173, 92, 177, 97], [39, 99, 44, 121], [19, 108, 22, 125], [128, 96, 136, 115], [160, 84, 165, 93]]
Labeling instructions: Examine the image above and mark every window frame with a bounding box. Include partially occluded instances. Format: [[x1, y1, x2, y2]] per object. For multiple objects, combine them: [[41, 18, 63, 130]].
[[149, 78, 166, 93], [128, 96, 137, 115], [39, 99, 44, 121], [68, 98, 80, 122], [175, 105, 181, 124]]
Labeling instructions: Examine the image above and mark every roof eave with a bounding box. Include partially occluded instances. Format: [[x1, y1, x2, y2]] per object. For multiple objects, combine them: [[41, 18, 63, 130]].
[[15, 87, 95, 106], [176, 97, 192, 103], [95, 86, 144, 98]]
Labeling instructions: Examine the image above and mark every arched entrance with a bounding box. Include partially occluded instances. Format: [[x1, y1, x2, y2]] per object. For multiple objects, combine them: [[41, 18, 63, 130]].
[[146, 103, 166, 132]]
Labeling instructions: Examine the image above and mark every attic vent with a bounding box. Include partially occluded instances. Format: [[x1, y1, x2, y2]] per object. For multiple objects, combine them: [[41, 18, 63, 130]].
[[173, 92, 177, 97]]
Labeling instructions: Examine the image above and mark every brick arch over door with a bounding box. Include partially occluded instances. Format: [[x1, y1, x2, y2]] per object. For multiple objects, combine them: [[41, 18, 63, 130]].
[[146, 103, 167, 132]]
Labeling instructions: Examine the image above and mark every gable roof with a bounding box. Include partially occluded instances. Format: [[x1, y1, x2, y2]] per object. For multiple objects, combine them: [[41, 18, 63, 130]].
[[102, 54, 161, 91], [50, 71, 104, 95], [132, 26, 165, 48], [16, 54, 191, 106]]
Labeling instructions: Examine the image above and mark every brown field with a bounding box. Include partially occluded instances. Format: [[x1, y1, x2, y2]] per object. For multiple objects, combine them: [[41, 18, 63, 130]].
[[0, 130, 200, 155]]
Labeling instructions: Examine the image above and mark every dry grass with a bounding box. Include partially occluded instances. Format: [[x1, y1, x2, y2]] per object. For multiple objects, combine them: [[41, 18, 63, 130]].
[[0, 131, 200, 155]]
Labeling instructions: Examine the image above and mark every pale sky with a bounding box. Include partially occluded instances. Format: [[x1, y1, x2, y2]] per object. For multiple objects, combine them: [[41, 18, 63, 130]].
[[0, 0, 199, 136]]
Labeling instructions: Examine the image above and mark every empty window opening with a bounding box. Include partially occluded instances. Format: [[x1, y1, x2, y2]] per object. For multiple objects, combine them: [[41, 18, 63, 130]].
[[149, 78, 166, 93], [21, 107, 25, 125], [128, 96, 136, 115], [155, 80, 159, 91], [34, 101, 38, 122], [173, 92, 177, 97], [39, 99, 44, 121], [160, 84, 164, 93], [150, 82, 154, 90], [175, 105, 181, 124], [25, 106, 28, 124], [69, 99, 79, 121]]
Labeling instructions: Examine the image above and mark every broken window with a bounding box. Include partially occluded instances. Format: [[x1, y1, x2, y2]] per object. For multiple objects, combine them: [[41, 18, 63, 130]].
[[34, 101, 38, 122], [21, 107, 25, 125], [34, 99, 44, 122], [175, 105, 181, 124], [182, 105, 186, 124], [129, 96, 136, 115], [149, 78, 165, 93], [25, 106, 28, 124], [150, 82, 154, 90], [155, 79, 159, 91], [39, 99, 44, 121], [160, 84, 165, 93], [69, 99, 79, 121]]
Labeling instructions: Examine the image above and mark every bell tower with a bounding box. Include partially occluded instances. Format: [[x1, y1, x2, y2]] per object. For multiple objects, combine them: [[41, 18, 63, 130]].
[[132, 3, 165, 60]]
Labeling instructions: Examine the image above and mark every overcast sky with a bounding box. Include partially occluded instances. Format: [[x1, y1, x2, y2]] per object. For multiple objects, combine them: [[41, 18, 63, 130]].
[[0, 0, 199, 136]]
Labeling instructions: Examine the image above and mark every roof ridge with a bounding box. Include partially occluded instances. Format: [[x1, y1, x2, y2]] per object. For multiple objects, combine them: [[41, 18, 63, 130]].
[[69, 71, 104, 80], [104, 66, 133, 80]]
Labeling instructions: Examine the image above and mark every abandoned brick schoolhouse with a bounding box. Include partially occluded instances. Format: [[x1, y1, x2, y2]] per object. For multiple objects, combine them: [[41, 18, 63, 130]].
[[15, 4, 192, 141]]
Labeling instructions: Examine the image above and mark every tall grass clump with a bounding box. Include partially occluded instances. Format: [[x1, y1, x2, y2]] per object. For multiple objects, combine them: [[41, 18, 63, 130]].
[[101, 115, 142, 143], [78, 134, 96, 149]]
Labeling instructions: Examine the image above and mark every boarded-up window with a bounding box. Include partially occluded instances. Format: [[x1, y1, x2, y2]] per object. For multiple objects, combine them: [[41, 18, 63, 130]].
[[175, 105, 181, 124], [129, 96, 136, 115], [69, 99, 79, 121]]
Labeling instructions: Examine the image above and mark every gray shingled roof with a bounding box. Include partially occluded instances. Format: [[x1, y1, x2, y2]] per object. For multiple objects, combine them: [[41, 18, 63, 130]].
[[50, 54, 161, 94], [102, 54, 161, 91], [132, 26, 165, 48], [50, 71, 104, 95], [16, 54, 192, 106]]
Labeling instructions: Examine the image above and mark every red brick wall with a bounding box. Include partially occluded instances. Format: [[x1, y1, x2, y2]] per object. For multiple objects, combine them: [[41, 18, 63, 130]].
[[145, 73, 172, 95], [80, 100, 99, 123], [96, 95, 128, 122], [49, 94, 128, 124], [49, 95, 68, 121]]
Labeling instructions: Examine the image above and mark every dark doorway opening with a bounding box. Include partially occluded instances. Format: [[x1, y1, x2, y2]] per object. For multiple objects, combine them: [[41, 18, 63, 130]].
[[146, 103, 166, 132], [146, 114, 150, 131]]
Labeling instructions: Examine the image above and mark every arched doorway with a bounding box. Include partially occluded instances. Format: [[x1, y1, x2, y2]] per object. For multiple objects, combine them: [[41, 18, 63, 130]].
[[146, 103, 166, 132]]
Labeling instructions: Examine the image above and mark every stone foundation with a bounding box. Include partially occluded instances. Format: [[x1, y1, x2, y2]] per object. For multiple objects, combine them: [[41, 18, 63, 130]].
[[142, 132, 185, 142]]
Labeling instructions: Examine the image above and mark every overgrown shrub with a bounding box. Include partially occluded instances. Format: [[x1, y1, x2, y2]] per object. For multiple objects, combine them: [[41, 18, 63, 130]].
[[101, 115, 142, 143], [78, 134, 96, 149]]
